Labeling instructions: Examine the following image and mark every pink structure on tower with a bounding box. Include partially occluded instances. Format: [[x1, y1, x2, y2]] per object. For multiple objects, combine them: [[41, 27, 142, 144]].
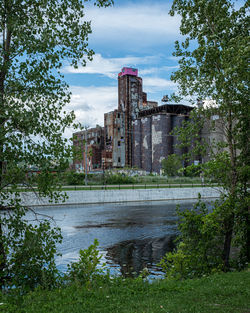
[[118, 67, 138, 77]]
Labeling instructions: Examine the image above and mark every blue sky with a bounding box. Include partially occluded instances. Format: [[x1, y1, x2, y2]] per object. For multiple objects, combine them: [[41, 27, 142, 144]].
[[63, 0, 185, 135]]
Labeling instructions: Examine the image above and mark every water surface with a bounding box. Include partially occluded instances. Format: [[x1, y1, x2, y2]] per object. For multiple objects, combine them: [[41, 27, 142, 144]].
[[32, 200, 209, 277]]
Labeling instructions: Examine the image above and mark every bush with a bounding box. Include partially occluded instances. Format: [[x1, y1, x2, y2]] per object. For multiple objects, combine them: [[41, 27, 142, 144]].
[[64, 171, 85, 185], [159, 199, 225, 279], [161, 154, 182, 177], [183, 164, 202, 177], [105, 174, 136, 185], [66, 239, 105, 285]]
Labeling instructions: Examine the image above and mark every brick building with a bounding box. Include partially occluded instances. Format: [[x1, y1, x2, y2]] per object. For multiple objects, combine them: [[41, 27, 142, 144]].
[[73, 125, 104, 173], [73, 67, 193, 173]]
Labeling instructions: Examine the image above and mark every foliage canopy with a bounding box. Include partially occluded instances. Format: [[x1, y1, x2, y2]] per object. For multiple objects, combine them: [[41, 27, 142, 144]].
[[0, 0, 113, 291], [162, 0, 250, 275]]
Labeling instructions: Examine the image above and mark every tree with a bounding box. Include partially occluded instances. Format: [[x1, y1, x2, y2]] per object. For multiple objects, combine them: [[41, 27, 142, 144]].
[[159, 199, 225, 279], [0, 0, 113, 291], [161, 154, 182, 176], [166, 0, 249, 271]]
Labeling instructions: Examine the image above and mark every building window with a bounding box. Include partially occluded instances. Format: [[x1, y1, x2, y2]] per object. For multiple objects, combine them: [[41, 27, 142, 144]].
[[118, 141, 120, 146], [117, 113, 120, 118], [118, 157, 121, 163], [118, 127, 120, 131]]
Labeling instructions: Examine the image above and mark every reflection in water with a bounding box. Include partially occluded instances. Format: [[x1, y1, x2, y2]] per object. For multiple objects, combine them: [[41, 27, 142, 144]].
[[106, 235, 176, 277], [29, 200, 212, 277]]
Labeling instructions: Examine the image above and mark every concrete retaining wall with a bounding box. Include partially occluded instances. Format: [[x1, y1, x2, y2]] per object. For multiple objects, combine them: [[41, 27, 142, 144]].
[[20, 187, 222, 207]]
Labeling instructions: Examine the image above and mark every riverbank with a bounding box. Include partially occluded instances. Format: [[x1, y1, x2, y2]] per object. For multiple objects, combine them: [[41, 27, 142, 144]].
[[2, 270, 249, 313], [20, 187, 222, 207]]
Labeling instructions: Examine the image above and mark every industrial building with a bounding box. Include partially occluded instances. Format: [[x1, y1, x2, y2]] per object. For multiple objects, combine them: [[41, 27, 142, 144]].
[[73, 125, 104, 172], [133, 104, 193, 173], [73, 67, 193, 173]]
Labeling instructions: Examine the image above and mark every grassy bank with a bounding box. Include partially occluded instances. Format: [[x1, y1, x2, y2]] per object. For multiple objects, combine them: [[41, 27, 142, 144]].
[[1, 270, 249, 313]]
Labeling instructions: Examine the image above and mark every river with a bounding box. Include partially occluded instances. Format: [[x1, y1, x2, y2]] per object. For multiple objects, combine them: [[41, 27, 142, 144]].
[[32, 199, 211, 278]]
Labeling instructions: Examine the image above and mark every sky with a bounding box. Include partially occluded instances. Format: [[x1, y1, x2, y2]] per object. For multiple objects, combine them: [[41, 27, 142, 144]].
[[63, 0, 186, 135]]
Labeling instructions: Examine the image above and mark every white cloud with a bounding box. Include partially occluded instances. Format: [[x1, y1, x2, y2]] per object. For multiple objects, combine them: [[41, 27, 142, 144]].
[[167, 55, 182, 62], [140, 65, 179, 76], [63, 54, 159, 78], [140, 67, 160, 76], [66, 85, 117, 130], [143, 77, 177, 93], [85, 3, 182, 49], [203, 99, 218, 108]]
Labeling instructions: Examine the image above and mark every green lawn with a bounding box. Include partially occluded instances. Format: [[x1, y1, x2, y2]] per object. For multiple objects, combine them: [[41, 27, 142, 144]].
[[1, 270, 249, 313]]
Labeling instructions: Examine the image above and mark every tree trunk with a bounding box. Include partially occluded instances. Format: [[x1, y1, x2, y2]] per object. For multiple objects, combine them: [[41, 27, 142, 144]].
[[0, 17, 12, 290], [222, 212, 234, 269], [222, 108, 237, 270], [0, 222, 6, 290], [242, 185, 250, 263]]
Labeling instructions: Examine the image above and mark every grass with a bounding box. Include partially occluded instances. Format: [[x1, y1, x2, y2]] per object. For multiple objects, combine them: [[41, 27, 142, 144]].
[[1, 270, 249, 313], [136, 176, 204, 184], [6, 175, 218, 192]]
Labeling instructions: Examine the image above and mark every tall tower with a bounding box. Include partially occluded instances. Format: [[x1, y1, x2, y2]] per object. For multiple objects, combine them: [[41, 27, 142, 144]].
[[118, 67, 143, 166]]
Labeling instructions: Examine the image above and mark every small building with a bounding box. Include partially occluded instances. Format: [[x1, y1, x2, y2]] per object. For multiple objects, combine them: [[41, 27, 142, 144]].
[[73, 125, 104, 173]]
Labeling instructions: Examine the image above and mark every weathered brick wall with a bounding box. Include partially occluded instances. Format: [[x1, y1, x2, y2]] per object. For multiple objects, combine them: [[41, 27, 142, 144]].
[[112, 111, 126, 167], [172, 115, 185, 158], [141, 117, 152, 172], [132, 113, 188, 173], [152, 114, 171, 173], [132, 119, 142, 168], [118, 74, 143, 167]]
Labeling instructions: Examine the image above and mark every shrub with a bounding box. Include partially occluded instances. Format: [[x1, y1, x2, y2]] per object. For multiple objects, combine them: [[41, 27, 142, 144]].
[[183, 163, 202, 177], [64, 171, 85, 185], [66, 239, 105, 285], [161, 154, 182, 177], [105, 174, 136, 185], [159, 199, 225, 279]]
